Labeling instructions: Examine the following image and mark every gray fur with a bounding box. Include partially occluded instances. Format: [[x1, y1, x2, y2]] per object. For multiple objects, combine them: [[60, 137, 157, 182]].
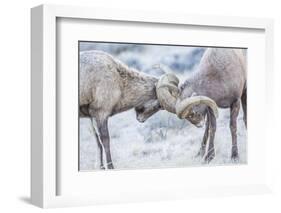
[[79, 50, 161, 169], [180, 48, 247, 161]]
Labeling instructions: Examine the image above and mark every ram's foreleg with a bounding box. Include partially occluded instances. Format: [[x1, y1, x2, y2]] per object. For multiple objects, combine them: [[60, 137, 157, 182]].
[[197, 116, 210, 157], [96, 117, 114, 169], [203, 108, 216, 163], [90, 118, 105, 169], [89, 107, 114, 170]]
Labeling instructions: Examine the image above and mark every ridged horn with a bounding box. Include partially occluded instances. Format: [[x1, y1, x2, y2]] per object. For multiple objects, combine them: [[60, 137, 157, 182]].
[[156, 71, 219, 120], [156, 73, 180, 114], [176, 96, 219, 119]]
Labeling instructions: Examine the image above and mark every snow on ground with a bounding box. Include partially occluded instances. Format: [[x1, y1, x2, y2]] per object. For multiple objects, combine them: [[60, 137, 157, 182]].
[[79, 43, 247, 171], [79, 108, 247, 171]]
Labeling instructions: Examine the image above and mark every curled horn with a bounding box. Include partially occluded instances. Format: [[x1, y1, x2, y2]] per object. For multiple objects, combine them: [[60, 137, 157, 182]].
[[156, 73, 180, 114], [156, 67, 219, 119], [176, 96, 219, 119]]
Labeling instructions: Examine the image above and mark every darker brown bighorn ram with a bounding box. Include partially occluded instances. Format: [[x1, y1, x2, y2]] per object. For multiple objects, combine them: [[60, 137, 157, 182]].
[[157, 48, 247, 162], [79, 50, 218, 169]]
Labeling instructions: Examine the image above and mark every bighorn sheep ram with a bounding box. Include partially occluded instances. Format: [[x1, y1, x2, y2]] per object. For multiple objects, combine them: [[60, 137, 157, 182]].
[[156, 48, 247, 162], [79, 50, 218, 169]]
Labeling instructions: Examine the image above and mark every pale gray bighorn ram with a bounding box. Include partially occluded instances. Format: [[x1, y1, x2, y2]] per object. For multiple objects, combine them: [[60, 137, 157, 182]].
[[156, 48, 247, 162], [79, 50, 218, 169]]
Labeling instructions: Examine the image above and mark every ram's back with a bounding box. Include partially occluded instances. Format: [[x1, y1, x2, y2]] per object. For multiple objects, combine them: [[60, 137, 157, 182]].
[[79, 51, 122, 112], [182, 48, 246, 108]]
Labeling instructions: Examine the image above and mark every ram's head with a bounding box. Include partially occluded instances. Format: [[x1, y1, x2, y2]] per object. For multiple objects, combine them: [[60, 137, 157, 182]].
[[135, 99, 162, 123], [156, 73, 218, 126]]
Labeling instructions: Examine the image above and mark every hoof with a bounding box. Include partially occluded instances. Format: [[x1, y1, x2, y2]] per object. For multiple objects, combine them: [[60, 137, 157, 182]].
[[100, 165, 106, 170], [107, 162, 114, 169], [196, 146, 206, 158], [231, 147, 239, 162], [203, 153, 215, 163], [203, 148, 215, 163], [231, 153, 239, 163]]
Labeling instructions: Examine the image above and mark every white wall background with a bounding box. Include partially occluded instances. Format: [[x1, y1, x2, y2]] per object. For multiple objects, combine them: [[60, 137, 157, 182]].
[[0, 0, 280, 212]]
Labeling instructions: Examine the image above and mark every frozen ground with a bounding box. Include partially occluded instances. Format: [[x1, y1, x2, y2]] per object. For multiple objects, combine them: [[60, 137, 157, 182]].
[[79, 42, 247, 171], [79, 108, 247, 170]]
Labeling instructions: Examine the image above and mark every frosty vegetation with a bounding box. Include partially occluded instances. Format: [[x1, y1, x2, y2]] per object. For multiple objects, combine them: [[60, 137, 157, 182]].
[[79, 42, 247, 171]]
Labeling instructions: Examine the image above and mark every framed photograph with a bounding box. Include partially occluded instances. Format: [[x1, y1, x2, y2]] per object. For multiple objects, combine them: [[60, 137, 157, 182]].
[[31, 4, 274, 208]]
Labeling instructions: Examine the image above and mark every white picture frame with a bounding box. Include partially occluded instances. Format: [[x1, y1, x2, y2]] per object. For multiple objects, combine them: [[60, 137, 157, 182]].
[[31, 4, 274, 208]]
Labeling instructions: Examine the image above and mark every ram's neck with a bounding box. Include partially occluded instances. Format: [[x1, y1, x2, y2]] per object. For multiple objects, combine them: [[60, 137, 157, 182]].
[[113, 70, 158, 114], [179, 75, 197, 100]]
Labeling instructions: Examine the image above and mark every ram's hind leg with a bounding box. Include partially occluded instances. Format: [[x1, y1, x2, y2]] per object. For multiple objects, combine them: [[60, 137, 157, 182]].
[[230, 99, 240, 161]]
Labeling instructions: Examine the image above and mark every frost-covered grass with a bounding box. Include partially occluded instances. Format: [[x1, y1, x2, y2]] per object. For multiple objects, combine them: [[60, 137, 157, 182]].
[[79, 108, 247, 171], [79, 42, 247, 171]]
